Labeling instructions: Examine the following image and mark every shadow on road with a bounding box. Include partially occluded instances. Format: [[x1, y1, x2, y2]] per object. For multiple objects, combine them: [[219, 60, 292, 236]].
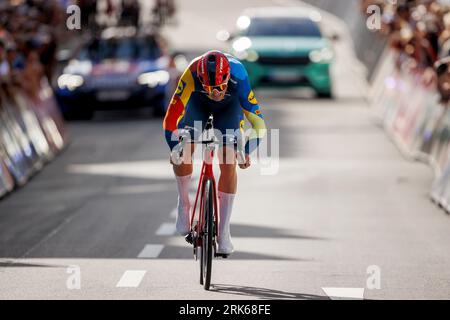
[[159, 246, 308, 261], [0, 260, 61, 268], [211, 284, 329, 300], [231, 224, 326, 241]]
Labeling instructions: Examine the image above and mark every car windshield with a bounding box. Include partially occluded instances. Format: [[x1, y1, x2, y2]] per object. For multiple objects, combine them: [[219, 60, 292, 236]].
[[245, 17, 322, 37], [79, 37, 162, 61]]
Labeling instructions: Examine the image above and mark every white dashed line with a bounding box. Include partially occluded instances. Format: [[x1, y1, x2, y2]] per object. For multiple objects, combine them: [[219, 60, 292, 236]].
[[170, 208, 177, 218], [116, 270, 147, 288], [156, 223, 176, 236], [137, 244, 164, 259], [322, 288, 365, 300]]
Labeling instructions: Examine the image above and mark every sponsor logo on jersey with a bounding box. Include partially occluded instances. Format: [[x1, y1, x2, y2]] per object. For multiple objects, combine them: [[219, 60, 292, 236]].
[[255, 109, 262, 115], [248, 90, 258, 105], [176, 80, 186, 96]]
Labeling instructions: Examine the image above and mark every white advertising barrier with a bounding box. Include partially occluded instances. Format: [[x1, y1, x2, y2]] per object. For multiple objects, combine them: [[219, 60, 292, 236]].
[[432, 147, 450, 210], [13, 92, 52, 164], [370, 48, 450, 213], [0, 100, 31, 187], [0, 151, 15, 198], [0, 81, 68, 199], [32, 78, 67, 154], [3, 94, 42, 174]]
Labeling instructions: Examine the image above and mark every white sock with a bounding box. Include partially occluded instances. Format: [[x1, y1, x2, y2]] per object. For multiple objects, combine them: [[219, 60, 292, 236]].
[[175, 174, 192, 236], [176, 174, 191, 210], [218, 191, 236, 238]]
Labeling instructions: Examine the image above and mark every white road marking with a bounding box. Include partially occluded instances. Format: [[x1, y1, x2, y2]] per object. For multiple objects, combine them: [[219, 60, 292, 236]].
[[170, 208, 177, 218], [156, 223, 176, 236], [137, 244, 164, 259], [322, 288, 365, 300], [116, 270, 147, 288]]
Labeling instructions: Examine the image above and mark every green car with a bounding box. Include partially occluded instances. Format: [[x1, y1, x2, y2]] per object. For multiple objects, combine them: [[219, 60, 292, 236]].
[[226, 7, 334, 98]]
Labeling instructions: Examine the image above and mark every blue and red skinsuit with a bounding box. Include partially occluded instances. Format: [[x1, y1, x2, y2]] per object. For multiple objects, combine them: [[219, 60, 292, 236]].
[[163, 54, 266, 155]]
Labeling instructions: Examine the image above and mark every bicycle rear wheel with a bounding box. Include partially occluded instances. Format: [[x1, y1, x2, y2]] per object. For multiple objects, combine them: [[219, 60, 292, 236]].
[[199, 178, 214, 290]]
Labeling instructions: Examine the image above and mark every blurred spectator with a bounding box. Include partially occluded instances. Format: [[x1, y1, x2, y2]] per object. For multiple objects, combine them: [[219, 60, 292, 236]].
[[435, 56, 450, 103], [96, 0, 121, 28], [152, 0, 176, 27], [361, 0, 450, 100], [0, 40, 9, 83], [121, 0, 140, 27], [22, 40, 44, 102], [77, 0, 97, 29]]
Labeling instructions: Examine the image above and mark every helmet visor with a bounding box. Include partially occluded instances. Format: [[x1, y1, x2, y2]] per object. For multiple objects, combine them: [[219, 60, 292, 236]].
[[202, 82, 228, 94]]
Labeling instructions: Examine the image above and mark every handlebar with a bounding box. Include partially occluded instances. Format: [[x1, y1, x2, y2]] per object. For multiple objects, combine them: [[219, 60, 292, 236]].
[[170, 135, 247, 166], [171, 115, 246, 166]]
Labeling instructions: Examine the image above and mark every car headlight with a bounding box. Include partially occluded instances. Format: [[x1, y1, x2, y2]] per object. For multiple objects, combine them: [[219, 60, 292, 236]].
[[232, 37, 252, 53], [236, 15, 251, 30], [244, 50, 259, 62], [309, 48, 334, 63], [57, 74, 84, 91], [138, 71, 170, 88]]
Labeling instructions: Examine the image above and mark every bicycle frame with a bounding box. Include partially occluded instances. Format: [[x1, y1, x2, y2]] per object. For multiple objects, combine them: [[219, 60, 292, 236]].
[[190, 143, 220, 241], [179, 114, 243, 251]]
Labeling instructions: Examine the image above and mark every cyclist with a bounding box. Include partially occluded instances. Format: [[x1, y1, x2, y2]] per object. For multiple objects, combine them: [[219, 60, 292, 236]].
[[163, 50, 266, 255]]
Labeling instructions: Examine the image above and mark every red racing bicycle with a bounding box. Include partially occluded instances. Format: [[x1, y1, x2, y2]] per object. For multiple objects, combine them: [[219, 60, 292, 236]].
[[173, 115, 244, 290]]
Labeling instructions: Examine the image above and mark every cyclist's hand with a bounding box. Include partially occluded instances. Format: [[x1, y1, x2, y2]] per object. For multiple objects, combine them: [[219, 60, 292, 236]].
[[238, 154, 251, 169], [170, 148, 184, 165], [169, 154, 176, 165]]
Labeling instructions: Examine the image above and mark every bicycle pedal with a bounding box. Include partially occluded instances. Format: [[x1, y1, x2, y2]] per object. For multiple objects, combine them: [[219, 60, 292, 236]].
[[215, 253, 229, 259], [184, 232, 194, 245]]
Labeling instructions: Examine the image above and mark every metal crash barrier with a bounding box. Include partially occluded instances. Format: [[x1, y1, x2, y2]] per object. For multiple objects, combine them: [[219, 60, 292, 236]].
[[370, 49, 450, 213], [0, 80, 67, 200]]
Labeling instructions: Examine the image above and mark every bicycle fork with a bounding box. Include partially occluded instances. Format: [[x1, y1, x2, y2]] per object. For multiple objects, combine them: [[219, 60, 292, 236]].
[[186, 147, 219, 249]]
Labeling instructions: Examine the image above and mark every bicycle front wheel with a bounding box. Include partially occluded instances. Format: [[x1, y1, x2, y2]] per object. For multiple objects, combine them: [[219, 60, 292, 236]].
[[200, 178, 214, 290]]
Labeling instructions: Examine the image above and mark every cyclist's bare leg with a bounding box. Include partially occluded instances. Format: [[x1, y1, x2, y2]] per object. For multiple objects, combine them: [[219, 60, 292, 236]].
[[218, 146, 237, 194]]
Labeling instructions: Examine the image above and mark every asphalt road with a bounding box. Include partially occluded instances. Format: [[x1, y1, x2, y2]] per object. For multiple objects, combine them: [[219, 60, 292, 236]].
[[1, 0, 450, 300]]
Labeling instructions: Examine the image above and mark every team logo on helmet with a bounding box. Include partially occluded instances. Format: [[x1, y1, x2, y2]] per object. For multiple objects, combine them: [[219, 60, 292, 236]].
[[219, 57, 224, 72], [200, 59, 205, 74], [248, 90, 258, 105]]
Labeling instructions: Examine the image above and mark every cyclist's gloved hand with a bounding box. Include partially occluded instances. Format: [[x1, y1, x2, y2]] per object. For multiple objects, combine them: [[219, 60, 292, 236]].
[[238, 154, 251, 170], [170, 142, 185, 165], [170, 130, 192, 165]]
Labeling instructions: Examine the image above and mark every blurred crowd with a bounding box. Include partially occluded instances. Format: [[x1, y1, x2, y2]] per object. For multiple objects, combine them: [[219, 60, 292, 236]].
[[0, 0, 176, 102], [83, 0, 176, 30], [0, 0, 66, 102], [360, 0, 450, 103]]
